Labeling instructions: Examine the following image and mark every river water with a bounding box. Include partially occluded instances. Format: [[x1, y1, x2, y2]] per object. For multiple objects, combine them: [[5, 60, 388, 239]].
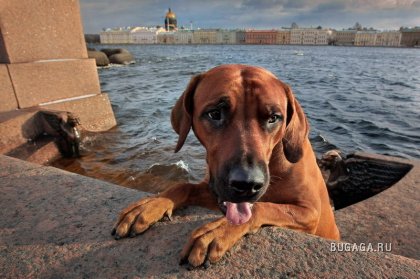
[[53, 45, 420, 193]]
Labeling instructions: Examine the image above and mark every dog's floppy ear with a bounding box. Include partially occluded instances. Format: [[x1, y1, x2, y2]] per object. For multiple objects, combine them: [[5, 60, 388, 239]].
[[171, 74, 202, 152], [282, 84, 309, 163]]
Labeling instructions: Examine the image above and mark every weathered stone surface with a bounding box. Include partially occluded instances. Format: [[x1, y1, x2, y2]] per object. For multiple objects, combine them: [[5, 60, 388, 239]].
[[0, 156, 418, 278], [5, 136, 61, 165], [41, 94, 117, 132], [100, 48, 130, 57], [0, 0, 87, 63], [336, 152, 420, 260], [7, 59, 101, 108], [100, 48, 135, 64], [0, 109, 39, 154], [87, 50, 110, 66], [0, 65, 18, 112], [109, 52, 135, 65]]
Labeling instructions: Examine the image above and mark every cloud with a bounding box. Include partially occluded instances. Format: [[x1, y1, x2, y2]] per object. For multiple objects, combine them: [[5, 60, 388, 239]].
[[344, 0, 418, 11], [239, 0, 326, 10]]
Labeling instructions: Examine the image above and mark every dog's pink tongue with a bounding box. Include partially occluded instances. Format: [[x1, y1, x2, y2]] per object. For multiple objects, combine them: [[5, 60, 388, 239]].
[[225, 202, 252, 225]]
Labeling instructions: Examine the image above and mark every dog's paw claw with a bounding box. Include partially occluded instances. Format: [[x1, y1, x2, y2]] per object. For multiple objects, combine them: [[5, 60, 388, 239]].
[[186, 263, 196, 271], [203, 260, 211, 269], [129, 231, 137, 238], [111, 228, 116, 236], [114, 234, 121, 240], [179, 257, 188, 266], [163, 212, 173, 222]]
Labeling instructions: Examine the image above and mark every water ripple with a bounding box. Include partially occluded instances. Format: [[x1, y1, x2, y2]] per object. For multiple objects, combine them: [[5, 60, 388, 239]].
[[53, 45, 420, 192]]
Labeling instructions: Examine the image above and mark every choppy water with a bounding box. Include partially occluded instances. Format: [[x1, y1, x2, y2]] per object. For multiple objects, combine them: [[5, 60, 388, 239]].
[[54, 45, 420, 193]]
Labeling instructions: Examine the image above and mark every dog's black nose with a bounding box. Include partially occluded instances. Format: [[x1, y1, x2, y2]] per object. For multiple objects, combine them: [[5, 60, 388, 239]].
[[229, 166, 265, 196]]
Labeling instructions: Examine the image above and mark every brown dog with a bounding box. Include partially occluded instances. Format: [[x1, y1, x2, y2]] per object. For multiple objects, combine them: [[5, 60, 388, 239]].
[[112, 64, 340, 267]]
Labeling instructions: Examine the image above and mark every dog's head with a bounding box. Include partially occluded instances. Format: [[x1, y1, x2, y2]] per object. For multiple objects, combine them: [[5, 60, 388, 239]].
[[171, 64, 308, 224]]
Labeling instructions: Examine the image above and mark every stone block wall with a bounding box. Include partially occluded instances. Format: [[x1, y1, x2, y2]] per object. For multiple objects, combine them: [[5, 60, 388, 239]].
[[7, 59, 101, 108], [0, 0, 116, 133], [0, 0, 87, 64], [0, 64, 17, 112]]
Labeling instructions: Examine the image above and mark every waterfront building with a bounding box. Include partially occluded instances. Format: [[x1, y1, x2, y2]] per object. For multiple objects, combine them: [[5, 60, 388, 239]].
[[245, 30, 278, 44], [130, 27, 165, 44], [290, 28, 328, 45], [334, 30, 357, 46], [100, 28, 131, 44], [236, 30, 246, 44], [316, 29, 329, 45], [277, 29, 291, 44], [216, 30, 237, 44], [375, 31, 401, 47], [400, 27, 420, 47], [290, 29, 307, 44], [354, 31, 378, 46], [157, 31, 175, 44], [174, 30, 193, 44], [193, 29, 218, 44], [164, 8, 177, 31]]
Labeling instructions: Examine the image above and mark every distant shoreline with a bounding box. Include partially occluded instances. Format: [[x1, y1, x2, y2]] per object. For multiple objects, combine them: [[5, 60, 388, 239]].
[[88, 43, 419, 49]]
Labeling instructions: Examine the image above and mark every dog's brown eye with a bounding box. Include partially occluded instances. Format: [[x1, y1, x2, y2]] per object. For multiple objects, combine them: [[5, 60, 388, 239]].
[[268, 114, 281, 124], [207, 109, 221, 121]]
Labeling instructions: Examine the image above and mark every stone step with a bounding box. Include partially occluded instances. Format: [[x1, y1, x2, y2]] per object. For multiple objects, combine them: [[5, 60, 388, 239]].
[[0, 93, 116, 156], [5, 135, 61, 165], [0, 108, 39, 154]]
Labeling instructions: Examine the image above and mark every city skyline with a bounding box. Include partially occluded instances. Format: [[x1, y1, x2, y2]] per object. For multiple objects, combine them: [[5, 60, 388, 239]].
[[81, 0, 420, 33]]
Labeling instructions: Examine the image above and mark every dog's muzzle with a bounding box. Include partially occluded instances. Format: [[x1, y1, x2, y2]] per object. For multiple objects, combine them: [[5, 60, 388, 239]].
[[228, 166, 265, 198], [215, 164, 268, 226]]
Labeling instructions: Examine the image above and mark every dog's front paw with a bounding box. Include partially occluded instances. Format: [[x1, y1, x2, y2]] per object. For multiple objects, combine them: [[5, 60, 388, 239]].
[[112, 197, 174, 239], [180, 217, 250, 267]]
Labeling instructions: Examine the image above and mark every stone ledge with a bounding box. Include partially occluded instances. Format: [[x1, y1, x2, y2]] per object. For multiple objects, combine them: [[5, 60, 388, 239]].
[[0, 155, 418, 278], [41, 93, 117, 132], [5, 136, 61, 165], [0, 94, 116, 156]]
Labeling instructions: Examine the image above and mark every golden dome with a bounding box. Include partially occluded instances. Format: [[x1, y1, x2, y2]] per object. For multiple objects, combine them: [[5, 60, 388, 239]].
[[165, 8, 176, 19]]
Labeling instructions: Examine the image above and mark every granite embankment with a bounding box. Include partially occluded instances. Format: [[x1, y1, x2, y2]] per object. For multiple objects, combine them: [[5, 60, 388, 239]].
[[0, 155, 419, 278]]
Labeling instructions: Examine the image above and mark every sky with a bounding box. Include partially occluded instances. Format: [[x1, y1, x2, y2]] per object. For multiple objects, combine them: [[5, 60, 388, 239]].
[[80, 0, 420, 33]]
